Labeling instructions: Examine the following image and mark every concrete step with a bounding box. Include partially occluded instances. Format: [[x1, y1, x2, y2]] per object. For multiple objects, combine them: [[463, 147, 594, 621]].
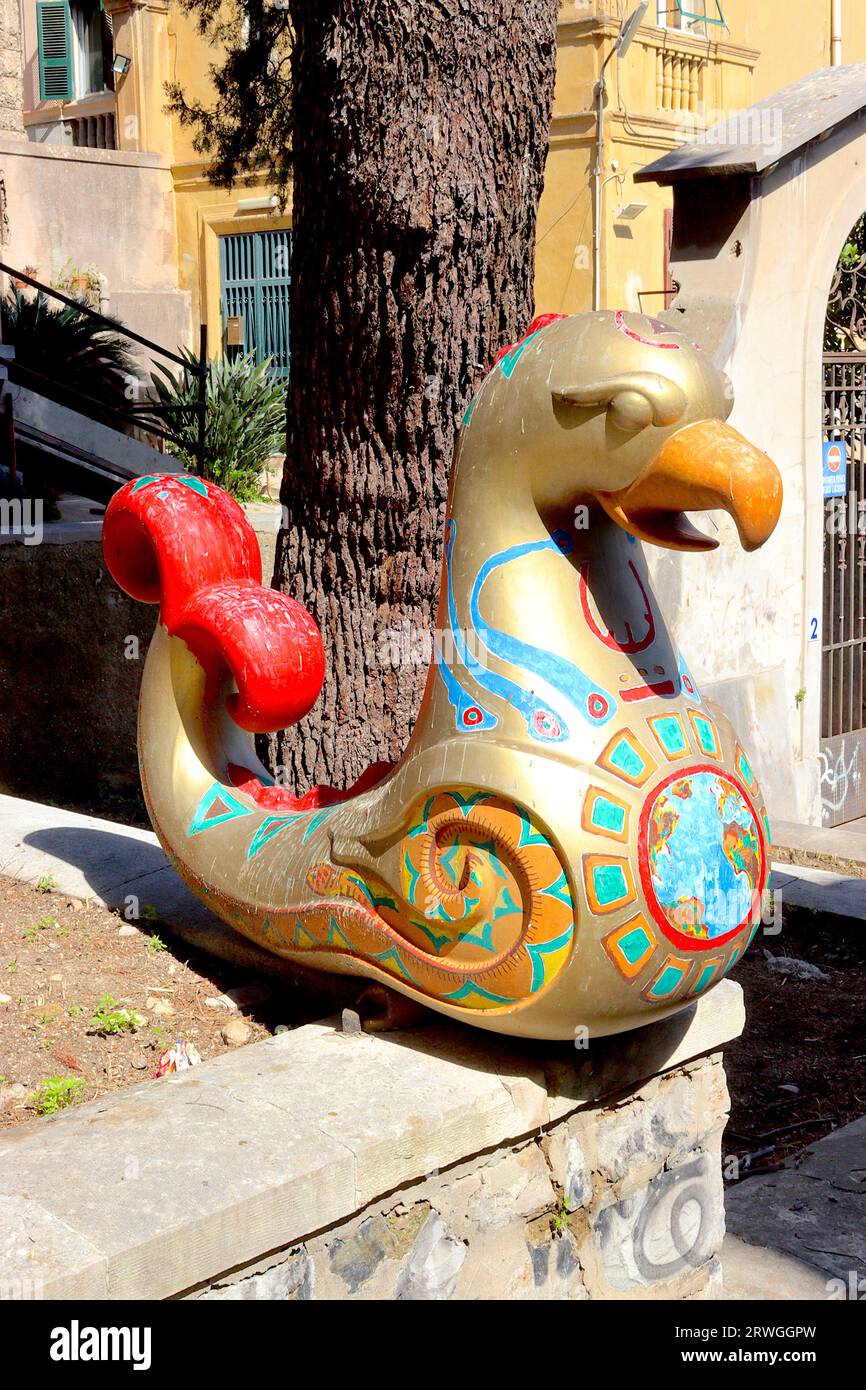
[[725, 1117, 866, 1293], [719, 1235, 832, 1300], [770, 863, 866, 921], [772, 817, 866, 873], [0, 791, 296, 979]]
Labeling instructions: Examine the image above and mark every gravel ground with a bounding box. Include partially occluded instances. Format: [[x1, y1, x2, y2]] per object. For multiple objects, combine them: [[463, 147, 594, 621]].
[[0, 874, 304, 1127]]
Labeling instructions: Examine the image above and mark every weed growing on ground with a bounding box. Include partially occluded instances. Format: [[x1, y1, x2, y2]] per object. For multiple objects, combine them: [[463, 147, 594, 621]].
[[33, 1004, 62, 1029], [22, 916, 55, 942], [89, 993, 144, 1037], [30, 1076, 85, 1115]]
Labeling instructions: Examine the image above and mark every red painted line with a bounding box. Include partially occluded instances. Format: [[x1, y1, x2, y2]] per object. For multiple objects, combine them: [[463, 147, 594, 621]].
[[621, 681, 676, 701]]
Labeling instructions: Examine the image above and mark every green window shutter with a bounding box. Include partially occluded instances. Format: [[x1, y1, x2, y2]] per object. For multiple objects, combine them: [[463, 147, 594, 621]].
[[37, 2, 73, 103]]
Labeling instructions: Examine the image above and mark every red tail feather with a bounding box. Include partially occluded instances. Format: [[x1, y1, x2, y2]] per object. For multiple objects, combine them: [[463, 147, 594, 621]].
[[103, 475, 325, 732]]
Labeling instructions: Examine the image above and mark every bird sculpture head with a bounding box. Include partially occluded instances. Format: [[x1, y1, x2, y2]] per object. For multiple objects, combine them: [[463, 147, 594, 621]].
[[466, 309, 782, 552]]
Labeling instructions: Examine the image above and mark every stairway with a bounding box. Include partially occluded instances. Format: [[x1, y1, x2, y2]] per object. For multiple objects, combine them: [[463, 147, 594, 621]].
[[0, 261, 205, 504], [1, 357, 182, 504]]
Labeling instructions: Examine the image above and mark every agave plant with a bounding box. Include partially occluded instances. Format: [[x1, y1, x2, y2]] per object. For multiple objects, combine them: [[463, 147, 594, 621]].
[[0, 287, 138, 412], [146, 350, 285, 501]]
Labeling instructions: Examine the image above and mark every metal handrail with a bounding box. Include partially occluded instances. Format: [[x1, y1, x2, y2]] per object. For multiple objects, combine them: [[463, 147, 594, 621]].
[[637, 287, 680, 311], [6, 358, 188, 450], [0, 261, 208, 477]]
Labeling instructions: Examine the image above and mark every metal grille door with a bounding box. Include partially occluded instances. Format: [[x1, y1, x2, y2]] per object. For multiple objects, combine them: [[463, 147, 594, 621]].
[[219, 230, 291, 379], [821, 353, 866, 823]]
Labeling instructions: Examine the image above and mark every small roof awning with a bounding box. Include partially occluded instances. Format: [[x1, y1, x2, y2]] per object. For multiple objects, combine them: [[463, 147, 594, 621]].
[[637, 63, 866, 185]]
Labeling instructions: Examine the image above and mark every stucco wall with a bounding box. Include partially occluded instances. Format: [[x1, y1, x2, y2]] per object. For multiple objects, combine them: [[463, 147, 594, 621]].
[[0, 135, 191, 354], [16, 0, 864, 352], [534, 2, 866, 321], [653, 116, 866, 826]]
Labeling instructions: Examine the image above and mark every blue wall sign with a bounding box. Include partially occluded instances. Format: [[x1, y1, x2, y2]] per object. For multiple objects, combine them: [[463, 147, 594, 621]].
[[823, 440, 848, 498]]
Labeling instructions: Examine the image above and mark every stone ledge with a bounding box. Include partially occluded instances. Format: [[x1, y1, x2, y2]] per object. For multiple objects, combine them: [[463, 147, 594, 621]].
[[0, 133, 167, 169], [0, 981, 743, 1301]]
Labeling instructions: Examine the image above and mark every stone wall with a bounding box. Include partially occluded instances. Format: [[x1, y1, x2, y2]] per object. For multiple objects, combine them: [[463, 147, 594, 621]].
[[198, 1054, 728, 1302], [0, 985, 744, 1301], [0, 0, 24, 140]]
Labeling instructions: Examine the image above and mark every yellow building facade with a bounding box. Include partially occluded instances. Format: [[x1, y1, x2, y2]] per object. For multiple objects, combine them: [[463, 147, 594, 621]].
[[16, 0, 866, 355], [537, 0, 866, 319]]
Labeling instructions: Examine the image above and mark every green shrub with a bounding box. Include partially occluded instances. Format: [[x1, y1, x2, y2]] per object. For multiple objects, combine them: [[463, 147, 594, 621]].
[[0, 288, 138, 411], [147, 350, 285, 501], [30, 1076, 85, 1116], [89, 993, 144, 1036]]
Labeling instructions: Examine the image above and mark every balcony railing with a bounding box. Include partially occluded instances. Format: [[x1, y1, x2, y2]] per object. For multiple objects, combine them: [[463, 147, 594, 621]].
[[656, 46, 705, 113], [69, 112, 117, 150]]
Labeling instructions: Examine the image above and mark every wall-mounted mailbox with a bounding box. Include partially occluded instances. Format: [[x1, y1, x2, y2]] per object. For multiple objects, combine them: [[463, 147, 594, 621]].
[[226, 316, 244, 347]]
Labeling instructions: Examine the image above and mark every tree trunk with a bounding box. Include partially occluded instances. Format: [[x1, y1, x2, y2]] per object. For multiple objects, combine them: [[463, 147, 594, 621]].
[[273, 0, 559, 790]]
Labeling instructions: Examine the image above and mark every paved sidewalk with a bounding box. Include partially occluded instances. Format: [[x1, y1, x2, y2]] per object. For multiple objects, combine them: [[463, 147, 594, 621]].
[[720, 1236, 831, 1300], [773, 817, 866, 867], [770, 863, 866, 921], [0, 792, 294, 977], [725, 1117, 866, 1293]]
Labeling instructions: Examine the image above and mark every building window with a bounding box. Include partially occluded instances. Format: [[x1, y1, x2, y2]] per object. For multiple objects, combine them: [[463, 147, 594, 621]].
[[36, 0, 114, 103], [657, 1, 724, 34], [72, 0, 114, 97], [37, 2, 72, 101], [220, 230, 291, 380]]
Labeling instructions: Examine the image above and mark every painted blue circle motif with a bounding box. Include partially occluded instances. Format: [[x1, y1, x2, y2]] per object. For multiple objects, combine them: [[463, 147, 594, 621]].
[[642, 770, 762, 944]]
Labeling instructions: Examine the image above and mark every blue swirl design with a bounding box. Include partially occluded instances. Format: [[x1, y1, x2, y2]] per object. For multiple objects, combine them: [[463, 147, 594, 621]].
[[440, 523, 569, 742], [437, 521, 617, 739], [469, 539, 616, 729], [437, 523, 498, 733]]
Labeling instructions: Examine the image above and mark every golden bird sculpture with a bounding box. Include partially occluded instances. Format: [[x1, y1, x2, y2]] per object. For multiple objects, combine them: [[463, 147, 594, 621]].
[[103, 311, 782, 1040]]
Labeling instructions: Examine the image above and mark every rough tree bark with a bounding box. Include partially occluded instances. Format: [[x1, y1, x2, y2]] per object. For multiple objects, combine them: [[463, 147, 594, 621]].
[[273, 0, 560, 791]]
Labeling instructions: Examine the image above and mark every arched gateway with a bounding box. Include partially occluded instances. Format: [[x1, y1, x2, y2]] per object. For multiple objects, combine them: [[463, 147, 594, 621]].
[[639, 63, 866, 828], [822, 223, 866, 824]]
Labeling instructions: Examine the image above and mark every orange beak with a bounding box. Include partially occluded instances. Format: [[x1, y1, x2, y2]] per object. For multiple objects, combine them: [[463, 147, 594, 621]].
[[597, 419, 783, 552]]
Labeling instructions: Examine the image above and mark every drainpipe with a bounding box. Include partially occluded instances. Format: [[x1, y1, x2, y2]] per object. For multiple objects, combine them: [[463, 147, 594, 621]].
[[592, 63, 609, 313], [832, 0, 843, 65], [592, 3, 648, 312]]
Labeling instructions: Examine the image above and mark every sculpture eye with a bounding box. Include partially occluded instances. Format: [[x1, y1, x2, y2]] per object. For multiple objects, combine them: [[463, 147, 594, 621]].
[[609, 390, 654, 433], [553, 373, 686, 430]]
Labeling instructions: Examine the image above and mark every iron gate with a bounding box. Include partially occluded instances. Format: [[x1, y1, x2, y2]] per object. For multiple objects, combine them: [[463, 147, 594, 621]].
[[219, 229, 291, 379], [821, 352, 866, 823]]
